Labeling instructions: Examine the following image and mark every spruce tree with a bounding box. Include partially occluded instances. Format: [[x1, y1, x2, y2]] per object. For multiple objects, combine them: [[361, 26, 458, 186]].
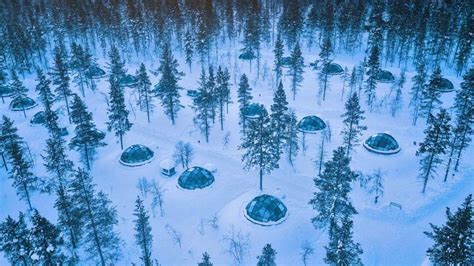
[[133, 196, 153, 266], [107, 78, 132, 150], [193, 69, 213, 143], [30, 209, 65, 264], [273, 33, 284, 84], [0, 116, 23, 171], [10, 69, 29, 118], [107, 46, 126, 85], [420, 67, 443, 122], [216, 66, 231, 130], [309, 147, 358, 228], [70, 42, 93, 97], [424, 194, 474, 265], [184, 30, 194, 71], [69, 168, 121, 265], [324, 216, 363, 265], [417, 109, 451, 193], [35, 69, 60, 134], [70, 94, 106, 169], [155, 42, 183, 125], [289, 42, 304, 100], [239, 110, 279, 191], [207, 66, 218, 124], [285, 109, 299, 167], [270, 81, 289, 157], [318, 35, 333, 101], [237, 74, 253, 134], [365, 45, 380, 109], [198, 252, 213, 266], [341, 93, 367, 157], [410, 56, 427, 125], [0, 212, 32, 265], [257, 244, 277, 266], [136, 63, 154, 123], [51, 42, 72, 123]]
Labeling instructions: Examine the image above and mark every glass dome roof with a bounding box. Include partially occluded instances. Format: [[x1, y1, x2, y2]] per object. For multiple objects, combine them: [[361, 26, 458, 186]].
[[120, 74, 138, 87], [375, 70, 395, 83], [0, 84, 14, 98], [9, 96, 37, 111], [322, 62, 344, 75], [119, 144, 154, 166], [86, 65, 106, 79], [30, 111, 45, 125], [243, 103, 267, 119], [364, 133, 400, 154], [245, 194, 288, 225], [178, 166, 215, 190], [438, 78, 454, 92], [297, 115, 326, 133]]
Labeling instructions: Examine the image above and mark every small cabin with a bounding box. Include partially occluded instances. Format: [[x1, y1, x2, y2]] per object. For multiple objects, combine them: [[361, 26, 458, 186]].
[[160, 159, 176, 177]]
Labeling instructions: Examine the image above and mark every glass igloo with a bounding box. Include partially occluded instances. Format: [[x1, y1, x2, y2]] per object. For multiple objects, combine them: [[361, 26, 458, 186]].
[[30, 111, 45, 125], [119, 144, 155, 166], [86, 65, 106, 79], [244, 194, 288, 226], [178, 166, 215, 190], [243, 103, 267, 119], [375, 70, 395, 83], [9, 96, 37, 111], [239, 50, 256, 61], [0, 84, 14, 99], [322, 62, 344, 75], [438, 78, 454, 92], [363, 133, 400, 155], [120, 74, 138, 87], [297, 115, 326, 133]]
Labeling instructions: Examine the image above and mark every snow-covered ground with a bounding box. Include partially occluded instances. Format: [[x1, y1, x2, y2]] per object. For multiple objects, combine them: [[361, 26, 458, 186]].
[[1, 41, 472, 265]]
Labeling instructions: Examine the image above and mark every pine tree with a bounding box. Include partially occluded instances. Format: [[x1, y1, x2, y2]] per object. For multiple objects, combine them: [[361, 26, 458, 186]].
[[0, 116, 25, 171], [239, 110, 279, 191], [69, 168, 121, 265], [420, 67, 443, 122], [70, 95, 106, 169], [270, 81, 289, 157], [454, 15, 473, 75], [273, 33, 284, 84], [51, 42, 72, 123], [285, 109, 299, 167], [54, 185, 81, 261], [35, 69, 60, 134], [107, 46, 126, 85], [324, 216, 363, 265], [424, 194, 473, 265], [107, 78, 132, 150], [70, 42, 93, 97], [257, 244, 277, 266], [184, 30, 194, 71], [309, 147, 358, 228], [318, 35, 333, 101], [207, 66, 217, 124], [365, 45, 380, 109], [417, 109, 451, 193], [155, 42, 183, 125], [0, 212, 32, 265], [10, 69, 29, 118], [136, 63, 154, 123], [133, 196, 153, 266], [198, 252, 213, 266], [237, 74, 253, 134], [341, 93, 367, 157], [216, 66, 231, 130], [289, 42, 304, 100], [30, 209, 65, 264], [193, 68, 213, 143]]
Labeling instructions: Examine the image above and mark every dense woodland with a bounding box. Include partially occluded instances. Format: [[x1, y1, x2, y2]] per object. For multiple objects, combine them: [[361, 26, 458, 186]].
[[0, 0, 473, 265]]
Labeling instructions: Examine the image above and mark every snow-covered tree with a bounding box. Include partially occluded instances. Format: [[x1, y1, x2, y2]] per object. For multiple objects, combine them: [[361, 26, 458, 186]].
[[318, 35, 333, 102], [285, 109, 299, 167], [30, 209, 65, 264], [69, 168, 121, 264], [10, 69, 29, 117], [155, 42, 183, 125], [0, 212, 32, 265], [107, 78, 132, 150], [216, 66, 231, 130], [410, 57, 427, 125], [364, 45, 380, 109], [54, 185, 81, 261], [0, 116, 23, 171], [70, 42, 93, 96], [173, 141, 194, 169], [198, 252, 213, 266], [70, 94, 106, 169], [193, 68, 213, 142], [310, 147, 358, 228], [257, 243, 277, 266], [237, 74, 253, 134], [133, 196, 153, 266], [240, 109, 279, 191], [417, 109, 451, 193], [424, 194, 473, 265], [420, 66, 443, 122], [341, 93, 367, 157], [150, 179, 165, 217], [50, 42, 72, 123], [107, 46, 126, 85], [184, 30, 194, 71], [324, 216, 363, 265], [273, 33, 284, 84], [270, 81, 289, 157], [289, 42, 304, 100], [136, 63, 154, 123], [35, 69, 60, 134]]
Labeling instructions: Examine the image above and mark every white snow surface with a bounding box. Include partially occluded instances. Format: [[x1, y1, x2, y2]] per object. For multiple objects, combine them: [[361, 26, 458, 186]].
[[0, 41, 473, 265]]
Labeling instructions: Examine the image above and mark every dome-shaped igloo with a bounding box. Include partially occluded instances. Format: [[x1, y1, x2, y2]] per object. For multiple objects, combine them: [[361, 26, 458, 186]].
[[243, 103, 268, 119], [120, 74, 138, 87], [9, 96, 37, 111], [119, 144, 155, 166], [322, 62, 344, 75], [363, 133, 400, 155], [244, 194, 288, 226], [30, 111, 45, 125], [297, 115, 326, 133], [86, 65, 106, 79], [0, 84, 14, 98], [438, 78, 454, 92], [178, 166, 215, 190], [375, 70, 395, 83]]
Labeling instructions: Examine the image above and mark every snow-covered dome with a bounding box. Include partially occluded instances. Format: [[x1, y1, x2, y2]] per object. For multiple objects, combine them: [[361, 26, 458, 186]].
[[243, 103, 267, 119], [178, 166, 215, 190], [438, 78, 454, 92], [375, 70, 395, 83], [297, 115, 326, 133], [244, 194, 288, 226], [30, 111, 45, 125], [9, 96, 37, 111], [119, 144, 155, 166], [363, 133, 400, 155], [86, 65, 106, 79], [120, 74, 138, 87], [322, 62, 344, 75], [0, 84, 14, 98]]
